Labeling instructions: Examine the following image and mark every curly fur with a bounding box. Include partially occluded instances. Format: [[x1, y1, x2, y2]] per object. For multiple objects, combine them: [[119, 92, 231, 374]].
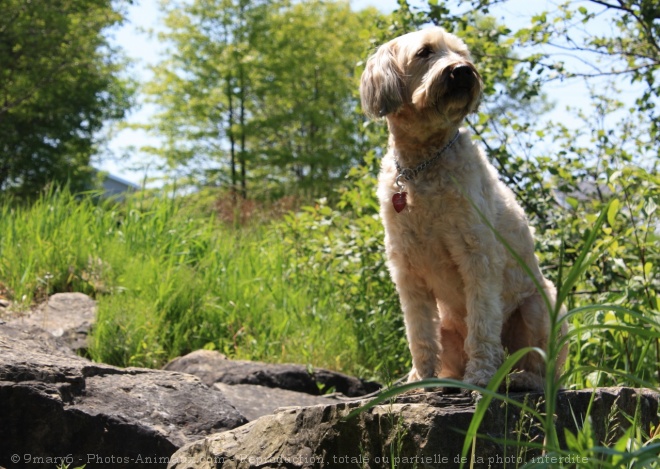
[[360, 27, 566, 390]]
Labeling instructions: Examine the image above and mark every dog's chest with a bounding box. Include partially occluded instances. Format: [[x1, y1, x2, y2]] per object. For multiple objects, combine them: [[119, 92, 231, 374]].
[[394, 212, 452, 258], [378, 152, 476, 262], [384, 170, 463, 230], [383, 183, 463, 263], [386, 201, 468, 311]]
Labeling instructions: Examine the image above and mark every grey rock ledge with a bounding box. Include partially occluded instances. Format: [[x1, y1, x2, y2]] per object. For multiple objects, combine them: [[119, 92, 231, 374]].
[[168, 387, 660, 469]]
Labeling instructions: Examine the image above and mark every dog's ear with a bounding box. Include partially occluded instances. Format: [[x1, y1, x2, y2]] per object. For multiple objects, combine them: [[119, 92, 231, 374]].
[[360, 43, 404, 119]]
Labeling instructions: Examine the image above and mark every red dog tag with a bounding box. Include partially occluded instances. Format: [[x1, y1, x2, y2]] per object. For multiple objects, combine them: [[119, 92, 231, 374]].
[[392, 192, 407, 213]]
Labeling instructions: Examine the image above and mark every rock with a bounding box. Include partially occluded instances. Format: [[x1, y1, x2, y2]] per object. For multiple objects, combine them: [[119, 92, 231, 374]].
[[214, 383, 340, 421], [0, 323, 248, 469], [0, 322, 77, 357], [163, 350, 381, 397], [168, 387, 660, 469], [7, 292, 97, 354]]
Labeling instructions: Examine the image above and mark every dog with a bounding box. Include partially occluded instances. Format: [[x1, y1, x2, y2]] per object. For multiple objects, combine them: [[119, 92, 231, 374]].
[[360, 27, 566, 391]]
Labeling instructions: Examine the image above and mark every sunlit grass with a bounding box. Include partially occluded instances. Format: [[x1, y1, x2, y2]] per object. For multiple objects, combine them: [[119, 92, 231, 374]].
[[0, 188, 403, 380], [1, 182, 658, 385]]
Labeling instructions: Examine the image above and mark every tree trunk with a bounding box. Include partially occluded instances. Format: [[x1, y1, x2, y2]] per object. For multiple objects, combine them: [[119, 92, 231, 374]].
[[226, 73, 237, 203], [239, 62, 247, 200]]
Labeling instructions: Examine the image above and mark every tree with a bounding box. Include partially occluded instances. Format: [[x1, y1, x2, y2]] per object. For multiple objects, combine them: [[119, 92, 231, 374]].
[[143, 0, 383, 199], [143, 0, 273, 200], [248, 1, 382, 193], [0, 0, 134, 198]]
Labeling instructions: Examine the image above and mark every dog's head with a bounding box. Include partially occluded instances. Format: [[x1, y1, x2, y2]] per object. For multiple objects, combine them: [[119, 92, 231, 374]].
[[360, 27, 482, 127]]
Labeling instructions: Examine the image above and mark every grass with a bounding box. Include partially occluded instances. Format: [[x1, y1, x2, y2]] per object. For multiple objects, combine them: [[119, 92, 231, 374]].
[[0, 187, 405, 380]]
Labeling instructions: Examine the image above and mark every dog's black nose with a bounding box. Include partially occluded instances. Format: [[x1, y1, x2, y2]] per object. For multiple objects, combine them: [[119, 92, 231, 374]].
[[449, 65, 474, 91], [450, 65, 473, 81]]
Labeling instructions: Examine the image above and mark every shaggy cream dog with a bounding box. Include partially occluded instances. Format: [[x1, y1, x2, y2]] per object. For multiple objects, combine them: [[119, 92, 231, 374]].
[[360, 27, 565, 390]]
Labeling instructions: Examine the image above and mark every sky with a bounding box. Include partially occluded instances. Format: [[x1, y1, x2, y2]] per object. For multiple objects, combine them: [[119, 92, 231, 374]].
[[100, 0, 619, 186]]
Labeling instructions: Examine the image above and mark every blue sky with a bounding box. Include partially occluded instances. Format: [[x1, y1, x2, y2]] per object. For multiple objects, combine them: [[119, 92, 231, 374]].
[[100, 0, 618, 185]]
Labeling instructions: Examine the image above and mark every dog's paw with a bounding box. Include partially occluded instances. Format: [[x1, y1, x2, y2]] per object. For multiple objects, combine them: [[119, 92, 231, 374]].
[[406, 368, 423, 383], [406, 366, 437, 383], [463, 367, 496, 389], [504, 371, 545, 392], [463, 374, 492, 388]]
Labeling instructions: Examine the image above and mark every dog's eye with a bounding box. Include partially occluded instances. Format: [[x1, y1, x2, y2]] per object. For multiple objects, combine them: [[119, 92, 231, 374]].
[[416, 46, 433, 59]]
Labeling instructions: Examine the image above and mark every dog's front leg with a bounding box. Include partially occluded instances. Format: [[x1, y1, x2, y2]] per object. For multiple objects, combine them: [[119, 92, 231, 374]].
[[394, 272, 442, 382], [454, 231, 506, 388]]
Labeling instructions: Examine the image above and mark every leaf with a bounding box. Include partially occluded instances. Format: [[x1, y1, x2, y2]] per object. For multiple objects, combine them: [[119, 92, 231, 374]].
[[564, 428, 578, 451], [607, 198, 620, 227], [643, 198, 657, 216], [566, 196, 579, 209], [644, 262, 653, 278]]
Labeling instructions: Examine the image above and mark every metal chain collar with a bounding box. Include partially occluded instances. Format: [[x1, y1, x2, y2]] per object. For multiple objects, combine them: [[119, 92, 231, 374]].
[[394, 130, 460, 191]]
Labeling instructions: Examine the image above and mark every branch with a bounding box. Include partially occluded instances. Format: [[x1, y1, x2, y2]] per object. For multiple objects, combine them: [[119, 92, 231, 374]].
[[545, 40, 658, 63], [588, 0, 660, 55], [480, 46, 656, 83], [556, 63, 655, 80], [467, 121, 535, 209], [588, 0, 628, 12]]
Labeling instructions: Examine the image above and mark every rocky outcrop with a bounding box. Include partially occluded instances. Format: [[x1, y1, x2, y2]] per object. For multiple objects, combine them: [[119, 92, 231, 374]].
[[6, 292, 96, 354], [0, 296, 375, 469], [5, 293, 658, 469], [168, 387, 660, 469], [163, 350, 381, 397], [0, 323, 248, 469], [213, 383, 340, 422]]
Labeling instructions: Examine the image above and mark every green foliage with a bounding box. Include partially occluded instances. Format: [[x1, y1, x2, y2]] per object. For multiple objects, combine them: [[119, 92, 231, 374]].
[[561, 166, 660, 389], [142, 0, 383, 198], [281, 153, 407, 378], [249, 1, 381, 193], [0, 186, 406, 380], [0, 0, 134, 198]]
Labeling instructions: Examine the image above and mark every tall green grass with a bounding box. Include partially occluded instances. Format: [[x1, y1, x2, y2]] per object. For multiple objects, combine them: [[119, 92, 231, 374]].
[[0, 163, 657, 393], [0, 187, 405, 380]]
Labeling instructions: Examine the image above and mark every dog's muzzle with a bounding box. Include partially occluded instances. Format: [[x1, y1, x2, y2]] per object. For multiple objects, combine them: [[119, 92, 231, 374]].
[[413, 59, 482, 116], [447, 64, 477, 91]]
